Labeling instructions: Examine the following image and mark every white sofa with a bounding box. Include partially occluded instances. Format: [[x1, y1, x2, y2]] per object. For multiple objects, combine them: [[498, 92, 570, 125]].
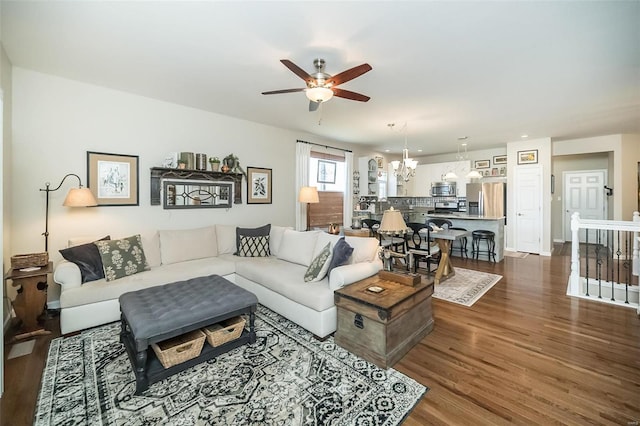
[[54, 225, 382, 337]]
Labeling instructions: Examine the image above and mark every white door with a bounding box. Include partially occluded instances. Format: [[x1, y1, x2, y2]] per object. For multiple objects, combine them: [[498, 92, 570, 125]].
[[563, 170, 607, 242], [515, 166, 542, 253]]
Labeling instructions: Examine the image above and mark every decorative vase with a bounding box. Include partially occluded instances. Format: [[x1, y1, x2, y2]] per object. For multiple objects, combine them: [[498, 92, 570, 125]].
[[210, 162, 220, 172], [221, 164, 230, 173], [328, 223, 340, 235]]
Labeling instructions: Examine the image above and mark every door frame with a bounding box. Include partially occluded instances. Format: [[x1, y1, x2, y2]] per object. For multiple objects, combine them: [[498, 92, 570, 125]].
[[562, 169, 607, 242]]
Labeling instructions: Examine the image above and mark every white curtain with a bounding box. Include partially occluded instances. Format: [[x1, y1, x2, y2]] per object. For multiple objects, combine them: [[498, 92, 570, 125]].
[[343, 151, 354, 229], [295, 142, 312, 231]]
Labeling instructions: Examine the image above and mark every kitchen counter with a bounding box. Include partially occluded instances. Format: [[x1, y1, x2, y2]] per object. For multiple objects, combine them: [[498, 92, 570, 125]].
[[427, 213, 505, 221], [426, 214, 505, 261]]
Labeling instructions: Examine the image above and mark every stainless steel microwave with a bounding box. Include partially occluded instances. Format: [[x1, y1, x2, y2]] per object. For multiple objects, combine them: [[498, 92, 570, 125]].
[[431, 182, 457, 196]]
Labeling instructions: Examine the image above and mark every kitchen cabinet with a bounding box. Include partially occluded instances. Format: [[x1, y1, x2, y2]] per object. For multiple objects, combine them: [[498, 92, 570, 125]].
[[358, 157, 379, 196]]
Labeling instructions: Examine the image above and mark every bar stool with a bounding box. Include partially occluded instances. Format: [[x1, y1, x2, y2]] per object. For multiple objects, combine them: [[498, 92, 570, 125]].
[[449, 227, 468, 258], [472, 230, 496, 262]]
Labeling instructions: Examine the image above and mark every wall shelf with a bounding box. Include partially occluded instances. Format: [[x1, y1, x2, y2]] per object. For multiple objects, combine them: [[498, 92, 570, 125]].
[[150, 167, 243, 206]]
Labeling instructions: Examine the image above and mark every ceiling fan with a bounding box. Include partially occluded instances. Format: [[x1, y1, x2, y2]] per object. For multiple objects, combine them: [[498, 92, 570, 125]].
[[262, 58, 372, 111]]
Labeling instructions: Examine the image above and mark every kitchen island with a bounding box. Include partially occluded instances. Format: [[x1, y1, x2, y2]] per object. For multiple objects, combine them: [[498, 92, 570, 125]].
[[426, 213, 505, 262]]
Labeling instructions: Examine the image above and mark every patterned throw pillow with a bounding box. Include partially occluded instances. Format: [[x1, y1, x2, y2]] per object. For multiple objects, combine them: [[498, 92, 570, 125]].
[[237, 235, 270, 257], [235, 224, 271, 255], [94, 234, 149, 282], [304, 242, 333, 282]]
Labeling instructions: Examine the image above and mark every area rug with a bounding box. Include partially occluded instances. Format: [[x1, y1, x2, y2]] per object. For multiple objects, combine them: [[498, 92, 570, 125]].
[[35, 305, 427, 425], [433, 267, 502, 307]]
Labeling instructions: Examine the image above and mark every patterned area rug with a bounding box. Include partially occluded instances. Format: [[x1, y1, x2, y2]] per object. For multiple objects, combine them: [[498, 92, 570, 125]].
[[433, 267, 502, 307], [35, 306, 427, 425]]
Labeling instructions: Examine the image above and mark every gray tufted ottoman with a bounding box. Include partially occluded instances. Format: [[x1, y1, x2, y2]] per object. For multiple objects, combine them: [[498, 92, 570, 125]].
[[119, 274, 258, 394]]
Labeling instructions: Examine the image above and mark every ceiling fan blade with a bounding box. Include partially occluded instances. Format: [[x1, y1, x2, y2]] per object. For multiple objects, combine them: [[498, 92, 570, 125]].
[[332, 88, 370, 102], [280, 59, 313, 83], [327, 63, 372, 86], [261, 88, 306, 95], [309, 101, 319, 112]]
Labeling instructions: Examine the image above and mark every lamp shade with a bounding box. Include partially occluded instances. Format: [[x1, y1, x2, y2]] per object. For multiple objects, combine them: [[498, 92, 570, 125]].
[[298, 186, 319, 203], [444, 171, 458, 180], [466, 170, 483, 179], [378, 207, 407, 235], [305, 87, 334, 103], [63, 188, 98, 207]]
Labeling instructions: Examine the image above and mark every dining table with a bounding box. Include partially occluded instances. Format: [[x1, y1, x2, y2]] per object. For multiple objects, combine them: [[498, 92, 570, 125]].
[[419, 228, 470, 285]]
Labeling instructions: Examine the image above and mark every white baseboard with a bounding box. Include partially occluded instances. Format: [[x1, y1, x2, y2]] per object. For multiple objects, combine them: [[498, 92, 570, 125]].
[[47, 300, 61, 310], [553, 238, 565, 243]]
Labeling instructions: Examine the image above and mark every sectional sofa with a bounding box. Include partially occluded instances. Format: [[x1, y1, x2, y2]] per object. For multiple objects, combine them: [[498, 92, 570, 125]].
[[53, 225, 382, 337]]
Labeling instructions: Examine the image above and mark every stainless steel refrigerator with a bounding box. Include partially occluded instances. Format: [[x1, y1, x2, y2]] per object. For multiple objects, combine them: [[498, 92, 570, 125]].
[[466, 182, 506, 219]]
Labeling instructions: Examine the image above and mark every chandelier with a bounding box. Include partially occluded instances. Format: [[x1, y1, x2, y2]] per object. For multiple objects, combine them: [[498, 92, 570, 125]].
[[444, 140, 483, 180], [389, 123, 418, 182]]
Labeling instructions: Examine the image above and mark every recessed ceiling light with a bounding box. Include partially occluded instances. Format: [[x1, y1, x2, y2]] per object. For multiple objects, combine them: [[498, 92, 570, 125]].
[[418, 149, 423, 152], [384, 149, 390, 152], [521, 134, 529, 138]]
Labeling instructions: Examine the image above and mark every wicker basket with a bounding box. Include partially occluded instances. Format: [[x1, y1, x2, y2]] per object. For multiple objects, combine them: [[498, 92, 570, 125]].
[[203, 316, 246, 347], [151, 329, 206, 369], [11, 252, 49, 269]]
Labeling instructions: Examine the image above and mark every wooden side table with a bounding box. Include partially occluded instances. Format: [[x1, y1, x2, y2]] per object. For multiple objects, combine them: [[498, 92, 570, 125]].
[[334, 274, 434, 369], [4, 262, 53, 340]]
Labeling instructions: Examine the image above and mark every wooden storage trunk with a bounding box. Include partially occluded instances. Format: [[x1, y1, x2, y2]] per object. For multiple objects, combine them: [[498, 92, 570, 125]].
[[334, 274, 434, 369], [151, 329, 206, 369], [203, 316, 245, 347]]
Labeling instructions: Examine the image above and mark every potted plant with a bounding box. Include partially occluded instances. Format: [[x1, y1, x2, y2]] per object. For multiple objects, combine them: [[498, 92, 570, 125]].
[[209, 156, 220, 172]]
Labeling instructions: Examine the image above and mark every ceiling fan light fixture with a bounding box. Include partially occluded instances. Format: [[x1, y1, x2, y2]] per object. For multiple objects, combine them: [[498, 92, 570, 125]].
[[305, 87, 333, 103]]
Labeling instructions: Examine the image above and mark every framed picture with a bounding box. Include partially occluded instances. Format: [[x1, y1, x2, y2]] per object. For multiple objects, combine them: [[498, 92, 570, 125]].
[[493, 155, 507, 165], [247, 167, 272, 204], [87, 151, 139, 206], [474, 160, 490, 169], [518, 149, 538, 165], [375, 156, 384, 169], [317, 160, 336, 184]]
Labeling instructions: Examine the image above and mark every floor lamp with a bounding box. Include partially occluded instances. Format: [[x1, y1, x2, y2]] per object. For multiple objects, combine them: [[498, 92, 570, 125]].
[[40, 173, 98, 251], [298, 186, 319, 231]]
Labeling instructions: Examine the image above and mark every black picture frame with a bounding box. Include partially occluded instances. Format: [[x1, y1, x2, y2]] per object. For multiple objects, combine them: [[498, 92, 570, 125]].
[[87, 151, 139, 206], [317, 160, 337, 184]]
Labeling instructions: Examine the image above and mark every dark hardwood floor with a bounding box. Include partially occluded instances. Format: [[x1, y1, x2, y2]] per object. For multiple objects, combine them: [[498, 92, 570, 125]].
[[2, 246, 639, 425]]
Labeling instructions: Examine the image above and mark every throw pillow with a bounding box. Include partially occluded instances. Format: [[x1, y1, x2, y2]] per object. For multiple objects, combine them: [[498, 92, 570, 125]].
[[59, 236, 110, 283], [95, 234, 149, 282], [326, 237, 354, 277], [237, 235, 270, 257], [304, 242, 333, 282], [235, 224, 271, 255]]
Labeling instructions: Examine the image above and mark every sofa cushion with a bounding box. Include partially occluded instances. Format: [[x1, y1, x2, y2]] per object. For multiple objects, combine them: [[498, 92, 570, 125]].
[[269, 225, 292, 257], [327, 237, 354, 277], [277, 230, 320, 267], [216, 225, 237, 255], [60, 257, 237, 309], [238, 235, 270, 257], [235, 224, 271, 255], [345, 236, 380, 264], [312, 233, 341, 259], [95, 234, 149, 282], [59, 236, 110, 283], [304, 242, 333, 282], [235, 258, 334, 311], [141, 232, 162, 268], [159, 226, 217, 265]]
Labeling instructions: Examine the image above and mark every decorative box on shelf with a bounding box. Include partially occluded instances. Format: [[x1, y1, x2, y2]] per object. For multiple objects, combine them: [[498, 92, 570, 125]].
[[202, 316, 246, 347], [151, 329, 206, 369]]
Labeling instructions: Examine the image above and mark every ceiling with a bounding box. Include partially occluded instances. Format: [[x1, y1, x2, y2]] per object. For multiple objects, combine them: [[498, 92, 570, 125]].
[[1, 1, 639, 155]]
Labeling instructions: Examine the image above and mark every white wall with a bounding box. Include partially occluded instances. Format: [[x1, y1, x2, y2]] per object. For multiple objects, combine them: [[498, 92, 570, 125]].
[[10, 68, 349, 304]]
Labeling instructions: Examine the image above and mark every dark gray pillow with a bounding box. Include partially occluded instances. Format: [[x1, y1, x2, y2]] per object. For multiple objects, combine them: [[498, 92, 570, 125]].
[[327, 237, 354, 277], [59, 236, 110, 283], [235, 224, 271, 256]]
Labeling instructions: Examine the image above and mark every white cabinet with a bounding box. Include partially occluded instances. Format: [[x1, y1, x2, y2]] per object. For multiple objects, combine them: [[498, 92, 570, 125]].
[[358, 157, 379, 196], [412, 160, 471, 196]]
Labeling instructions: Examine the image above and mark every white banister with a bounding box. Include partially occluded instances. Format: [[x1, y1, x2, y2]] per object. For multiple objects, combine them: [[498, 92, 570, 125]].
[[567, 211, 640, 312]]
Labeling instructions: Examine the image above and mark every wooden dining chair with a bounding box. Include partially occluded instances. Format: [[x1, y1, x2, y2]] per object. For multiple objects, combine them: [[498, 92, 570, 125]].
[[405, 222, 440, 273]]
